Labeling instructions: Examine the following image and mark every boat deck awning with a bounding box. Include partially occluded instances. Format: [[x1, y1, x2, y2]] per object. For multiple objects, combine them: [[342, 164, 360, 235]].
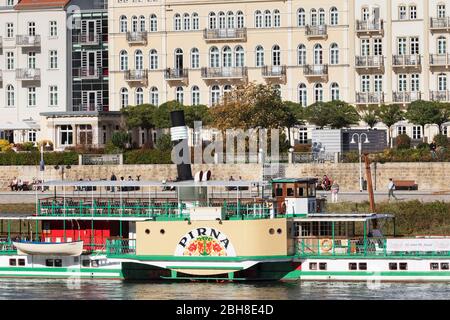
[[39, 180, 268, 188], [294, 213, 394, 222], [0, 213, 152, 221], [0, 213, 36, 220]]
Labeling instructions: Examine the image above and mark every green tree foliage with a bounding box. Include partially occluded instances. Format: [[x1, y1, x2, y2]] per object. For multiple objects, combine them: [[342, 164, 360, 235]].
[[359, 105, 379, 128], [406, 100, 442, 139], [121, 104, 157, 147], [305, 100, 359, 129], [184, 104, 212, 127], [376, 104, 404, 147], [110, 130, 131, 152], [396, 133, 411, 150], [153, 100, 184, 129], [155, 134, 173, 151]]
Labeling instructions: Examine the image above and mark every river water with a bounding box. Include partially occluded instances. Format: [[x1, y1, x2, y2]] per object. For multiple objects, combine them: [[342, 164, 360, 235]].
[[0, 279, 448, 300]]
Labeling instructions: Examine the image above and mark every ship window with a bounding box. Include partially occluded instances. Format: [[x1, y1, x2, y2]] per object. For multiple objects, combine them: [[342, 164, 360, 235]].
[[309, 262, 317, 270], [297, 183, 307, 197], [441, 263, 449, 270], [46, 259, 54, 267], [269, 228, 275, 235], [145, 229, 150, 234], [18, 259, 25, 266], [82, 260, 90, 267], [160, 229, 165, 234], [74, 257, 79, 263], [389, 262, 398, 270], [277, 228, 283, 234], [286, 188, 294, 197], [430, 263, 439, 270], [359, 263, 367, 270], [399, 263, 408, 270], [319, 263, 327, 270], [55, 259, 62, 267], [9, 259, 16, 266], [275, 185, 283, 196], [92, 260, 99, 267], [349, 262, 357, 270], [308, 184, 316, 197]]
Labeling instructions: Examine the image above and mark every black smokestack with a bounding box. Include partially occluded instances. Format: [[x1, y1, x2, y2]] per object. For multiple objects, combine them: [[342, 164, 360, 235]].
[[170, 110, 193, 181]]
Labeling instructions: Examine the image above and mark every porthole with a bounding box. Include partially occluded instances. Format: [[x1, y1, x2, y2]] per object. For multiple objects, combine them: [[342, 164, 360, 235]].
[[145, 229, 150, 234], [277, 228, 282, 234], [269, 228, 275, 235], [160, 229, 165, 234]]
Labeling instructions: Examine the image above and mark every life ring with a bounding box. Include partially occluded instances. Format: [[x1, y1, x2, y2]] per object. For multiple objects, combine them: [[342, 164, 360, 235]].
[[320, 239, 333, 252]]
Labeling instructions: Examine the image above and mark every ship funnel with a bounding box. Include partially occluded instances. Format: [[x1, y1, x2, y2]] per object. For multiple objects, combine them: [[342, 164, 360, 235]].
[[202, 170, 211, 182], [170, 110, 194, 181]]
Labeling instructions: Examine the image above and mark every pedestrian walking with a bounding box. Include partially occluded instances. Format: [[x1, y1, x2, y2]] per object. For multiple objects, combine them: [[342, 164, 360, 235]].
[[110, 173, 117, 192], [388, 178, 398, 201], [331, 181, 340, 203]]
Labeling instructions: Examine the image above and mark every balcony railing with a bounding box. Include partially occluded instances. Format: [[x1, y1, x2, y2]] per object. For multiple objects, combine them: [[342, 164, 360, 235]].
[[164, 68, 189, 81], [262, 65, 287, 78], [74, 34, 100, 45], [124, 69, 148, 83], [355, 55, 384, 69], [305, 25, 327, 38], [392, 54, 421, 67], [303, 64, 328, 77], [430, 90, 450, 102], [430, 17, 450, 31], [392, 91, 421, 103], [355, 92, 384, 104], [73, 67, 102, 79], [16, 68, 41, 81], [430, 54, 450, 66], [16, 35, 41, 47], [73, 103, 103, 112], [356, 19, 384, 34], [203, 28, 247, 42], [126, 31, 148, 44], [201, 67, 247, 79]]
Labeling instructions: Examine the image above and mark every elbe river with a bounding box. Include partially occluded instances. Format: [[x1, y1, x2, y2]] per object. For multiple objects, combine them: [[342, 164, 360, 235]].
[[0, 279, 448, 299]]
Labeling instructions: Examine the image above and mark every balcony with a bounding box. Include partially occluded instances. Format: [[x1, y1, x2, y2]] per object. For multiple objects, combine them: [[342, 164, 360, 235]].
[[73, 67, 102, 79], [355, 92, 384, 104], [430, 90, 450, 102], [355, 55, 384, 73], [201, 67, 247, 81], [126, 31, 147, 45], [124, 70, 148, 85], [392, 91, 421, 103], [356, 19, 384, 36], [430, 17, 450, 32], [164, 68, 189, 82], [392, 54, 421, 70], [303, 64, 328, 79], [16, 35, 41, 48], [429, 54, 450, 68], [16, 68, 41, 81], [75, 34, 100, 46], [262, 65, 287, 82], [72, 103, 103, 112], [203, 28, 247, 42], [305, 25, 327, 39]]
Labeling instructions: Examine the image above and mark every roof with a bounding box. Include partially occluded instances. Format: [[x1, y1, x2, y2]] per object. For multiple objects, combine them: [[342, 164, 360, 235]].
[[294, 213, 394, 222], [39, 180, 269, 188], [15, 0, 70, 10], [271, 178, 317, 183], [40, 111, 122, 118]]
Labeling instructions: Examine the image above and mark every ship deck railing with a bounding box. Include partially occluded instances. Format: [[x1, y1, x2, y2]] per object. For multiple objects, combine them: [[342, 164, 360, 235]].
[[106, 239, 136, 256]]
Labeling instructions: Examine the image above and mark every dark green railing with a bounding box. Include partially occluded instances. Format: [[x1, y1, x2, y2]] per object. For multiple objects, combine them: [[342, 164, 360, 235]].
[[106, 239, 136, 256]]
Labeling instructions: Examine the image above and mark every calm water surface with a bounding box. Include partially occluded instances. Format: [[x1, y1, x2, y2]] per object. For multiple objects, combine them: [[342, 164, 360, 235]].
[[0, 279, 448, 300]]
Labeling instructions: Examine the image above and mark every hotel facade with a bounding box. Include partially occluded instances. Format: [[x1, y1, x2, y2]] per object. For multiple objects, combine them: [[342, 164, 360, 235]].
[[2, 0, 450, 148]]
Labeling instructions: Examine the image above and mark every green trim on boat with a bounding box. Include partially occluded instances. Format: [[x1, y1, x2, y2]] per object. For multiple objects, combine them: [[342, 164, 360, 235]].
[[168, 266, 244, 270]]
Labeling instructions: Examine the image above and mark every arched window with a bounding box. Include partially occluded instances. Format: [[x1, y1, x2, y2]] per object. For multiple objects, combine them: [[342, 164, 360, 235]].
[[237, 11, 244, 28], [330, 7, 338, 25], [314, 44, 323, 64], [209, 12, 216, 29], [227, 11, 235, 29], [150, 14, 157, 32], [264, 10, 272, 28], [219, 12, 226, 29], [135, 87, 144, 105], [176, 87, 184, 104], [438, 73, 447, 91], [183, 13, 190, 30], [331, 83, 340, 101], [298, 83, 307, 106], [211, 85, 221, 105], [149, 49, 158, 70], [330, 43, 339, 65], [139, 16, 146, 32], [175, 48, 184, 70], [120, 88, 129, 108], [191, 86, 200, 105], [6, 84, 15, 107], [223, 84, 232, 95], [235, 46, 244, 67], [314, 83, 323, 102], [120, 15, 128, 33], [210, 47, 220, 67], [135, 49, 143, 70], [222, 46, 232, 67], [131, 16, 138, 32], [256, 45, 264, 67], [119, 50, 128, 71], [272, 45, 281, 66], [191, 48, 200, 69], [438, 36, 447, 54], [311, 9, 317, 26], [319, 8, 325, 25], [255, 10, 263, 28], [174, 14, 181, 31], [192, 13, 199, 30], [298, 8, 305, 26], [273, 9, 281, 27], [298, 44, 306, 65], [150, 87, 159, 106]]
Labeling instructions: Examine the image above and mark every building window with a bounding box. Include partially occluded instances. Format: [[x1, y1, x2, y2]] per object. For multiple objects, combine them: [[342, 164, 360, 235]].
[[223, 84, 232, 96], [374, 75, 383, 92], [264, 10, 272, 28], [413, 126, 422, 139], [28, 130, 37, 142], [273, 9, 281, 27], [150, 49, 158, 70], [298, 44, 306, 65], [272, 45, 281, 66], [120, 88, 128, 108], [120, 16, 127, 33], [150, 87, 159, 106], [313, 44, 323, 64], [192, 86, 200, 105], [174, 14, 181, 31], [6, 85, 15, 107], [211, 85, 220, 105], [131, 15, 138, 31], [298, 127, 308, 144], [319, 8, 325, 25], [361, 39, 370, 56], [49, 21, 57, 37], [227, 11, 235, 29], [6, 52, 14, 70], [399, 6, 407, 20], [6, 22, 14, 38], [135, 87, 144, 105], [362, 7, 369, 21], [222, 46, 232, 67], [79, 125, 93, 145], [190, 48, 199, 69], [255, 10, 263, 28], [219, 12, 226, 29], [409, 6, 417, 19], [139, 15, 146, 32], [438, 36, 447, 54], [397, 126, 406, 135], [330, 7, 338, 25], [183, 13, 190, 31], [60, 125, 73, 146], [398, 37, 407, 55], [298, 8, 305, 26], [398, 74, 407, 92], [314, 83, 323, 102], [209, 47, 220, 67], [176, 87, 184, 104], [237, 11, 244, 28], [235, 46, 245, 67], [330, 43, 339, 64], [438, 73, 447, 91], [331, 83, 340, 101], [361, 75, 370, 92], [438, 5, 446, 18], [410, 37, 419, 55], [192, 13, 199, 30], [374, 38, 383, 56], [411, 74, 420, 92], [49, 86, 58, 106], [256, 45, 264, 67], [298, 83, 307, 106], [135, 50, 143, 70], [150, 14, 158, 32], [28, 22, 36, 36], [119, 50, 128, 71], [28, 87, 36, 107], [28, 52, 36, 69], [49, 50, 58, 69], [209, 12, 217, 29], [311, 9, 317, 26]]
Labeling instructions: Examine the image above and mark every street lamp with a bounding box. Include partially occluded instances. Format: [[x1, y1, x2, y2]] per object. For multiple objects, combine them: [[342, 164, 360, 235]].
[[39, 142, 51, 184], [350, 133, 370, 192]]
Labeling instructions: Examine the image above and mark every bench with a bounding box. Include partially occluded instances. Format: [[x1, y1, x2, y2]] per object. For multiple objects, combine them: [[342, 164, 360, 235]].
[[393, 180, 418, 191]]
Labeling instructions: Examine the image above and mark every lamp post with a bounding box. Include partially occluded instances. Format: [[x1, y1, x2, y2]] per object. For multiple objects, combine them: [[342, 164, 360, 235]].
[[350, 133, 370, 192]]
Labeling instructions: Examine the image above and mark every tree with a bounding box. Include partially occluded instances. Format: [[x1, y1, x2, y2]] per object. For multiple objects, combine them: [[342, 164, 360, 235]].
[[153, 100, 184, 129], [283, 101, 305, 146], [305, 100, 359, 129], [304, 102, 331, 129], [435, 102, 450, 134], [359, 105, 379, 128], [121, 104, 157, 148], [110, 130, 131, 152], [184, 104, 212, 127], [377, 104, 404, 148], [406, 100, 442, 141]]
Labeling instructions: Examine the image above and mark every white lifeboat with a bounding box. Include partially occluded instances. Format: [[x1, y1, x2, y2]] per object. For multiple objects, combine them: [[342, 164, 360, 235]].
[[13, 241, 84, 256]]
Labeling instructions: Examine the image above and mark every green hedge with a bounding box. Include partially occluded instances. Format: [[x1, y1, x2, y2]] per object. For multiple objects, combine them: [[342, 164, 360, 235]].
[[124, 149, 172, 164], [0, 152, 78, 166], [342, 147, 450, 163]]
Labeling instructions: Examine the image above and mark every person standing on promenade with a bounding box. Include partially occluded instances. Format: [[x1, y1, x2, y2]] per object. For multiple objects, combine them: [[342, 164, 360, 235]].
[[331, 181, 340, 203], [110, 173, 117, 192], [388, 178, 398, 201]]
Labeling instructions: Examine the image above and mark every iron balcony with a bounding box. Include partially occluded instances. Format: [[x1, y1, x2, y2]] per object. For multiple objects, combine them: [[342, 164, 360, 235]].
[[203, 28, 247, 42]]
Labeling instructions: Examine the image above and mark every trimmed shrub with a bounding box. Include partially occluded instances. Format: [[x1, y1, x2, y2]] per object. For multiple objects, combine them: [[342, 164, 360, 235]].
[[124, 149, 172, 164], [396, 133, 411, 150], [0, 152, 78, 166], [416, 142, 430, 150], [0, 140, 13, 152], [433, 134, 449, 147], [155, 134, 173, 151]]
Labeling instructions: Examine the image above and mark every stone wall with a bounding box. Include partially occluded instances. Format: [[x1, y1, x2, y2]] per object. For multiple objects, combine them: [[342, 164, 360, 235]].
[[0, 162, 445, 191]]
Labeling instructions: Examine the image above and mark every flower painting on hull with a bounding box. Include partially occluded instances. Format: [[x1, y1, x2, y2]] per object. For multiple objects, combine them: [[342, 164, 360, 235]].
[[175, 228, 236, 257]]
